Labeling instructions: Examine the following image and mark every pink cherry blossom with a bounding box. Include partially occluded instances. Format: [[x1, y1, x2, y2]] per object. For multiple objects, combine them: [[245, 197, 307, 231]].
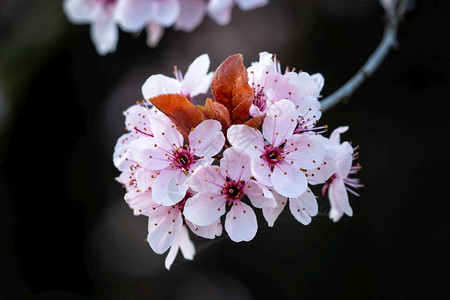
[[183, 147, 276, 242], [63, 0, 119, 55], [113, 103, 160, 172], [228, 99, 325, 198], [317, 127, 363, 222], [130, 116, 225, 205], [141, 54, 213, 101], [262, 189, 318, 226]]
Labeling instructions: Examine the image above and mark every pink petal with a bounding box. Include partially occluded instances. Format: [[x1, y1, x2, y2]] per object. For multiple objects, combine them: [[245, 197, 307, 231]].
[[225, 202, 257, 242], [245, 180, 276, 208], [220, 148, 252, 181], [183, 193, 226, 226], [285, 134, 325, 170], [147, 205, 183, 254], [152, 169, 189, 205], [189, 119, 225, 158], [227, 125, 265, 157], [288, 189, 318, 225], [271, 163, 307, 198], [174, 0, 207, 32], [262, 191, 288, 227], [262, 99, 298, 147], [141, 74, 181, 100]]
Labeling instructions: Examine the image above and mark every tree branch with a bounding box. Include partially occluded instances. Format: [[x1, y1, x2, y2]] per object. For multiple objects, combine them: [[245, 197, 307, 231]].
[[320, 1, 402, 112]]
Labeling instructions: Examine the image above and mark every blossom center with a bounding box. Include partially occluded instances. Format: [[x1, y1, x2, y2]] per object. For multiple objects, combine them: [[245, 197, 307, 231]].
[[263, 145, 284, 169], [222, 177, 246, 203], [171, 146, 196, 173]]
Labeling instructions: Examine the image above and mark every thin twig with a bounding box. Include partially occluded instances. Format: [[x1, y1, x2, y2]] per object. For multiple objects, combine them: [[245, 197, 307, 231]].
[[320, 2, 401, 112]]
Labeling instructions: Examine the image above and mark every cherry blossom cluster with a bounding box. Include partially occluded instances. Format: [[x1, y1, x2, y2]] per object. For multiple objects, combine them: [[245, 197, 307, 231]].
[[113, 52, 362, 269], [63, 0, 269, 55]]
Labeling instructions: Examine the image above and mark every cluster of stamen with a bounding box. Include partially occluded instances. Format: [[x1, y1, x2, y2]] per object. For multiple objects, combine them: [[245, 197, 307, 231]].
[[169, 145, 196, 174], [221, 177, 246, 204], [263, 145, 285, 170]]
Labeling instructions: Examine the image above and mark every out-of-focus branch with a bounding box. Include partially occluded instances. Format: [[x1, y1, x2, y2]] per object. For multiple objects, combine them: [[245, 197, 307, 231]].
[[320, 0, 405, 112]]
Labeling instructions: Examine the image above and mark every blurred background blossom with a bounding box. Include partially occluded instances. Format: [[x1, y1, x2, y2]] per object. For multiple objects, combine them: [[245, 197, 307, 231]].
[[1, 0, 450, 299]]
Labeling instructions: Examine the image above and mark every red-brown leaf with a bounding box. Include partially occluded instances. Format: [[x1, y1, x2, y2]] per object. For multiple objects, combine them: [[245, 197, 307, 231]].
[[210, 54, 254, 124], [148, 94, 206, 139], [198, 98, 232, 133], [245, 115, 265, 130]]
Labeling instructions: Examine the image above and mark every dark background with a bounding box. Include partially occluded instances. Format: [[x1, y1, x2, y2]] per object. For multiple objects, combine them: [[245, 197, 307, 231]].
[[1, 0, 449, 298]]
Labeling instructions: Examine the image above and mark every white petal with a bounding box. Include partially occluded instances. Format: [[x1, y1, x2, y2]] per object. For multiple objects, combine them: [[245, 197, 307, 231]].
[[91, 11, 118, 55], [141, 74, 181, 100], [113, 133, 137, 171], [263, 99, 298, 147], [188, 166, 224, 194], [225, 202, 257, 242], [180, 226, 195, 259], [328, 177, 353, 222], [311, 73, 325, 97], [271, 163, 307, 198], [152, 169, 189, 205], [135, 168, 158, 191], [305, 154, 337, 185], [115, 0, 153, 32], [124, 190, 158, 216], [262, 191, 287, 227], [146, 21, 165, 48], [207, 0, 233, 25], [183, 193, 226, 226], [250, 157, 272, 187], [227, 125, 265, 157], [220, 148, 252, 181], [129, 137, 172, 170], [152, 0, 181, 27], [245, 180, 276, 208], [285, 134, 325, 170], [288, 189, 318, 225], [189, 119, 225, 158], [63, 0, 97, 23], [329, 126, 349, 144], [147, 206, 183, 254], [181, 54, 211, 97], [235, 0, 269, 10], [336, 142, 354, 178], [186, 219, 223, 239]]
